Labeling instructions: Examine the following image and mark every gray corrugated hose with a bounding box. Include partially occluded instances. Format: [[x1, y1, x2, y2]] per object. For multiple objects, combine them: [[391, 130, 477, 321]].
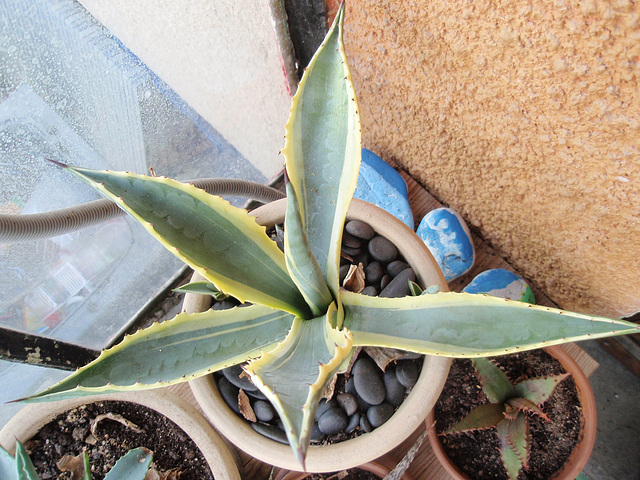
[[0, 178, 285, 242]]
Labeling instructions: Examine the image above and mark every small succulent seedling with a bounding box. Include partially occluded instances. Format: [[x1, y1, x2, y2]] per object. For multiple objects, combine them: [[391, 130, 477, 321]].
[[0, 440, 152, 480], [18, 4, 639, 468], [442, 357, 571, 480]]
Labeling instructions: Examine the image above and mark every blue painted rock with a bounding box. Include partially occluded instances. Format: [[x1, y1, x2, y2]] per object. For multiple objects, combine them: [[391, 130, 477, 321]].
[[462, 268, 535, 303], [416, 208, 475, 282], [354, 148, 414, 229]]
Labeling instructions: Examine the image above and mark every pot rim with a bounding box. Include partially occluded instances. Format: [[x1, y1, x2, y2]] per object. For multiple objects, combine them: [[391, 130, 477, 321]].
[[0, 390, 241, 480], [274, 454, 414, 479], [188, 198, 452, 472], [426, 345, 597, 480]]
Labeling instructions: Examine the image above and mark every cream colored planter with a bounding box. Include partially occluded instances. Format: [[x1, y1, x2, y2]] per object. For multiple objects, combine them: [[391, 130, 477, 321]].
[[189, 198, 452, 472], [0, 390, 241, 480]]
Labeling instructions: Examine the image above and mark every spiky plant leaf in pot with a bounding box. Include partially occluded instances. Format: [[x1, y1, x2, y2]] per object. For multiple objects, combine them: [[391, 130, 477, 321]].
[[20, 3, 639, 469]]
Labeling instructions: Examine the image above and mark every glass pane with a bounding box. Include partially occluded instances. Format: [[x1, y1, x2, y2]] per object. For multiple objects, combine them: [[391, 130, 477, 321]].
[[0, 0, 270, 424]]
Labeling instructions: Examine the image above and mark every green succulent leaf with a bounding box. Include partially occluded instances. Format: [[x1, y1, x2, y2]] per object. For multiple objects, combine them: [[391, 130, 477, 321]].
[[514, 372, 571, 407], [507, 415, 530, 472], [282, 3, 361, 303], [442, 403, 505, 435], [0, 445, 17, 480], [81, 452, 91, 480], [57, 164, 309, 318], [283, 182, 334, 317], [507, 397, 550, 421], [342, 291, 640, 356], [22, 305, 295, 402], [14, 441, 39, 480], [173, 281, 228, 299], [244, 303, 352, 468], [497, 419, 524, 480], [104, 448, 152, 480], [472, 357, 515, 403]]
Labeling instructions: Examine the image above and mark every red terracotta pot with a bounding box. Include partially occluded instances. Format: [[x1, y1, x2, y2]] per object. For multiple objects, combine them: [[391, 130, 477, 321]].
[[426, 345, 597, 480]]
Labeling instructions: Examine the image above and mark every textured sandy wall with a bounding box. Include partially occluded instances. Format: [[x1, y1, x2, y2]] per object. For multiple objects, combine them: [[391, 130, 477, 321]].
[[343, 0, 639, 317]]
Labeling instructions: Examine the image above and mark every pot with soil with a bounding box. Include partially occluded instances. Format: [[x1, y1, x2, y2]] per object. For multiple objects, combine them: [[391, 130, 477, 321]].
[[426, 346, 597, 480], [189, 197, 452, 472], [0, 390, 241, 480]]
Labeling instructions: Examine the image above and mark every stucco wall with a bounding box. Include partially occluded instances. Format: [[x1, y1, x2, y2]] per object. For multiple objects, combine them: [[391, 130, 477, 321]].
[[343, 0, 639, 317]]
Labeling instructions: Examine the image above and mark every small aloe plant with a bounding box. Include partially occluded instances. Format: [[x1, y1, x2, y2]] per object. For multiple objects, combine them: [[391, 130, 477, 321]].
[[0, 440, 152, 480], [19, 4, 638, 468], [441, 357, 571, 480]]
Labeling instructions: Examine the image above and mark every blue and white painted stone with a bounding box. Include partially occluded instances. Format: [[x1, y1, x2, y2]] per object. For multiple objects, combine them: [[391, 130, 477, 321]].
[[462, 268, 535, 304], [417, 208, 475, 282], [354, 148, 414, 229]]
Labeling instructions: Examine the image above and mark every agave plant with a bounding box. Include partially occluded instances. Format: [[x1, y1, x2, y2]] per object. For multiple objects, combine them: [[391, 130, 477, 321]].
[[19, 4, 638, 468], [0, 440, 152, 480], [441, 357, 571, 480]]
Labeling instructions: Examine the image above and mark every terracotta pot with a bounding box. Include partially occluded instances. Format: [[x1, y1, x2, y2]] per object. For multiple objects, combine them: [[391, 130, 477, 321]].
[[0, 390, 241, 480], [426, 345, 597, 480], [274, 454, 414, 479], [189, 198, 452, 472]]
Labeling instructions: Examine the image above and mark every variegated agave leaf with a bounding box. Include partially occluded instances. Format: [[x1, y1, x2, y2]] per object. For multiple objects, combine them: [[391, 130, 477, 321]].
[[244, 302, 353, 467], [282, 4, 361, 309], [53, 161, 309, 319], [283, 182, 333, 317], [21, 304, 295, 402], [342, 291, 640, 356]]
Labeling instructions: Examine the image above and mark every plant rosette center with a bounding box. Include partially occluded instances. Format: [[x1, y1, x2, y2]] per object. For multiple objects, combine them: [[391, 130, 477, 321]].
[[213, 219, 425, 445]]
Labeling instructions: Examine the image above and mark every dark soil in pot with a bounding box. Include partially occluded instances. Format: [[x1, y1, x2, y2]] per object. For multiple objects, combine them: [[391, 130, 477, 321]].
[[24, 400, 214, 480], [213, 220, 424, 446], [433, 349, 581, 480]]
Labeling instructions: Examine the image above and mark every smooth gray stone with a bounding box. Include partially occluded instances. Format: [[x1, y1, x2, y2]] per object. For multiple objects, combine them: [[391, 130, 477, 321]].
[[346, 412, 360, 433], [352, 357, 385, 405], [213, 299, 237, 310], [310, 422, 325, 443], [380, 274, 391, 291], [359, 415, 373, 433], [346, 220, 375, 240], [245, 388, 268, 400], [217, 376, 239, 413], [379, 268, 416, 298], [368, 235, 398, 263], [336, 393, 358, 416], [396, 360, 420, 388], [222, 364, 258, 391], [251, 422, 288, 444], [345, 376, 357, 396], [361, 286, 378, 296], [318, 407, 349, 435], [339, 264, 351, 284], [342, 245, 362, 257], [367, 402, 395, 428], [315, 398, 337, 421], [342, 231, 362, 248], [365, 261, 384, 283], [383, 366, 406, 407], [253, 400, 276, 423], [387, 260, 410, 277]]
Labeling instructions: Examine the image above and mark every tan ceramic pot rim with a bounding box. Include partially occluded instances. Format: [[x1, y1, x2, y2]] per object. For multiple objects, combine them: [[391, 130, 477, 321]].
[[0, 390, 241, 480], [189, 198, 452, 472], [426, 345, 597, 480]]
